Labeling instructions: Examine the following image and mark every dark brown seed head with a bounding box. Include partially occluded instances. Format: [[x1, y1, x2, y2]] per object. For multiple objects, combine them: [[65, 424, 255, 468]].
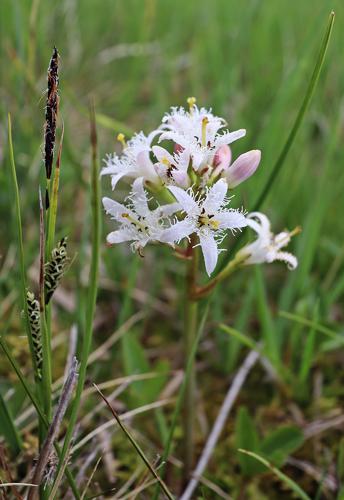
[[44, 47, 59, 182]]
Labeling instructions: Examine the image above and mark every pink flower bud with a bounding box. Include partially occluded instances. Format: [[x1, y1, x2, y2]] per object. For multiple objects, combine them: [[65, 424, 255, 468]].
[[224, 150, 261, 188], [213, 144, 232, 171], [174, 143, 184, 154]]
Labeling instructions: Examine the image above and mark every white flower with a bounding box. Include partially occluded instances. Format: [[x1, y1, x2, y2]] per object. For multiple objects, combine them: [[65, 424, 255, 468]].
[[161, 178, 247, 276], [102, 178, 179, 251], [152, 145, 190, 188], [237, 212, 298, 269], [101, 130, 161, 189], [158, 105, 246, 170]]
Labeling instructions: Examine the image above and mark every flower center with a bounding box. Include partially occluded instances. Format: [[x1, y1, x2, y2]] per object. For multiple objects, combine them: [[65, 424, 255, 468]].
[[122, 213, 149, 233], [198, 212, 220, 230]]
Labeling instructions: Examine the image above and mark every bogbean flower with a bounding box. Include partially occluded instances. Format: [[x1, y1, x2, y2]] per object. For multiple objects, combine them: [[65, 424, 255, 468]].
[[236, 212, 299, 269], [152, 145, 191, 188], [101, 98, 298, 279], [101, 130, 161, 189], [158, 101, 246, 171], [102, 177, 179, 252], [161, 178, 247, 276]]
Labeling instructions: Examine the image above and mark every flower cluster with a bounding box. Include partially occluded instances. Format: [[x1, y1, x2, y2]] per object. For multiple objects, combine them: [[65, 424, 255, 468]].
[[102, 98, 298, 276]]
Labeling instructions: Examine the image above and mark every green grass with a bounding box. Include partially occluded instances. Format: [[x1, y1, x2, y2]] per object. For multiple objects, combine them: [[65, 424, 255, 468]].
[[0, 1, 343, 498]]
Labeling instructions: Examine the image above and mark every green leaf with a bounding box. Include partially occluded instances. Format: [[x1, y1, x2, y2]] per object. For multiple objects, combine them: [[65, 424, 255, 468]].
[[238, 449, 311, 500], [260, 425, 304, 467], [298, 303, 319, 385], [235, 406, 263, 476], [123, 331, 169, 406], [337, 438, 344, 486], [0, 391, 22, 456]]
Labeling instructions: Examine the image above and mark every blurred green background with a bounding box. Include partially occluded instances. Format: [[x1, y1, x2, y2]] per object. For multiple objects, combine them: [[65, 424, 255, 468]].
[[1, 0, 343, 497]]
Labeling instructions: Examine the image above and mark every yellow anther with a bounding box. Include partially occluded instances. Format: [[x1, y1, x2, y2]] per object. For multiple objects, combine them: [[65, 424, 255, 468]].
[[161, 157, 170, 166], [201, 116, 209, 147], [210, 219, 220, 230], [187, 96, 197, 112], [290, 226, 302, 237], [117, 133, 127, 148]]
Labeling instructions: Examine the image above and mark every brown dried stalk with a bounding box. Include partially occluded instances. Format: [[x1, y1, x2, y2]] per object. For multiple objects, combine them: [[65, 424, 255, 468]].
[[28, 358, 79, 500]]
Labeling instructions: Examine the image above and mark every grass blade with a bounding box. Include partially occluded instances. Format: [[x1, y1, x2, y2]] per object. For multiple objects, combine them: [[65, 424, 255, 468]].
[[7, 114, 40, 384], [94, 384, 174, 500], [56, 102, 101, 488], [218, 10, 335, 273], [252, 10, 335, 211], [279, 310, 343, 344], [0, 392, 22, 456], [238, 449, 311, 500], [298, 303, 319, 384]]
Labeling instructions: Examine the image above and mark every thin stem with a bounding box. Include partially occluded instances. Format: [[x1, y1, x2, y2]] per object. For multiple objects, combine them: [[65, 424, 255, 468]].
[[54, 103, 100, 497], [38, 189, 52, 425], [183, 236, 199, 482], [191, 253, 246, 300]]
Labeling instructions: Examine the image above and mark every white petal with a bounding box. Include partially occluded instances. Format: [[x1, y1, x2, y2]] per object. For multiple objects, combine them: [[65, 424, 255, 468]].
[[202, 179, 228, 213], [199, 232, 219, 276], [160, 219, 195, 244], [158, 131, 190, 149], [247, 212, 271, 236], [273, 231, 291, 250], [216, 210, 247, 230], [100, 163, 117, 177], [215, 129, 246, 147], [168, 186, 198, 214], [111, 172, 127, 190], [172, 170, 190, 188], [273, 251, 298, 270], [152, 145, 174, 164], [137, 150, 159, 182], [154, 202, 181, 217], [102, 197, 132, 220], [106, 229, 133, 245]]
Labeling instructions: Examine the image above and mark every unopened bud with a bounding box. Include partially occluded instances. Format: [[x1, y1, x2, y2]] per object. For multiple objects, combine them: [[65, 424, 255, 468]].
[[213, 144, 232, 171], [224, 150, 261, 188]]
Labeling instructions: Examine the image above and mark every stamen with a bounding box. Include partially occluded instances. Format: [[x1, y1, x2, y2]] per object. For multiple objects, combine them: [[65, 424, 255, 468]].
[[187, 96, 197, 114], [122, 212, 147, 232], [161, 157, 170, 166], [210, 219, 220, 230], [201, 117, 209, 147], [198, 214, 220, 230], [117, 133, 127, 149], [290, 226, 302, 237]]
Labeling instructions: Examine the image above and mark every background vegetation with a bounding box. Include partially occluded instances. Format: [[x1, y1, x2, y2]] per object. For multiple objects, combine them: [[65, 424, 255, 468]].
[[0, 0, 343, 498]]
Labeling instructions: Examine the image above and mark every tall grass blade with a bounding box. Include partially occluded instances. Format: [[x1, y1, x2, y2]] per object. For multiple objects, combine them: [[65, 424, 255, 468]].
[[0, 392, 22, 456], [57, 102, 101, 487], [252, 10, 335, 211], [7, 114, 40, 385], [238, 449, 311, 500], [218, 10, 335, 272], [94, 384, 174, 500], [279, 310, 343, 344]]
